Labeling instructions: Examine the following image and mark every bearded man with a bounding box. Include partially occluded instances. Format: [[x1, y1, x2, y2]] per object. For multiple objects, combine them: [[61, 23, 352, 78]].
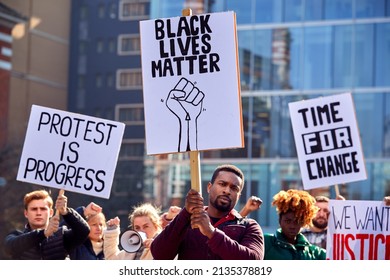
[[151, 164, 264, 260]]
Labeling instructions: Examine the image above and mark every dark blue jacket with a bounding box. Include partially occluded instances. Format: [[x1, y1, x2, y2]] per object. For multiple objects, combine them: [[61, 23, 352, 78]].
[[67, 206, 104, 260], [4, 207, 90, 260], [69, 238, 104, 260]]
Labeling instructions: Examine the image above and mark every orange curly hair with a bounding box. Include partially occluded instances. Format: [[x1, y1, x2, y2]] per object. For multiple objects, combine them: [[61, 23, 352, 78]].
[[272, 189, 319, 227]]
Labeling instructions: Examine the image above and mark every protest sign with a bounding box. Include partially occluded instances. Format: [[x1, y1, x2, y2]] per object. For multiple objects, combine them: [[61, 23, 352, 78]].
[[289, 93, 367, 190], [327, 199, 390, 260], [17, 105, 125, 199], [140, 11, 243, 155]]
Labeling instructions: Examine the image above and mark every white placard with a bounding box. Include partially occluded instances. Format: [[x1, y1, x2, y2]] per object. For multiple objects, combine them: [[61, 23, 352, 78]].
[[17, 105, 125, 199], [140, 11, 243, 155], [327, 199, 390, 260], [289, 93, 367, 190]]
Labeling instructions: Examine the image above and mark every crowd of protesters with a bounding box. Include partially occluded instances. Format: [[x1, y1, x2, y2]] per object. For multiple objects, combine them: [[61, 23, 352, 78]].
[[3, 164, 390, 260]]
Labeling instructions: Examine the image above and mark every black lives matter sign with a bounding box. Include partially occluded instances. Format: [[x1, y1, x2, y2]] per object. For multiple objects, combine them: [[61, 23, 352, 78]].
[[17, 105, 125, 199], [140, 11, 243, 155], [289, 93, 367, 190]]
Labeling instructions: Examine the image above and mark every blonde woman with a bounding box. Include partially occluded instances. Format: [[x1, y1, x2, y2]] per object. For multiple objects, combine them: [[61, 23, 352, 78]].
[[104, 203, 166, 260]]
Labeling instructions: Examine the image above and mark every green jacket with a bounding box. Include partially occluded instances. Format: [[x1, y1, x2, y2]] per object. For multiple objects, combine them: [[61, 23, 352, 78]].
[[264, 228, 326, 260]]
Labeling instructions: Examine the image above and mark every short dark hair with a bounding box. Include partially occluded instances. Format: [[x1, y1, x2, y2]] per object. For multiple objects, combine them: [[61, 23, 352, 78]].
[[210, 164, 244, 187]]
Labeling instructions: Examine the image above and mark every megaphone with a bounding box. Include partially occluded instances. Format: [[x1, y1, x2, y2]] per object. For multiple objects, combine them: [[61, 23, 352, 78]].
[[120, 230, 147, 253]]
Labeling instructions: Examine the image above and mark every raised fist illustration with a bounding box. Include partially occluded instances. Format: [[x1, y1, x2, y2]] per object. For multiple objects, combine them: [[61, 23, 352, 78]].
[[166, 78, 205, 152]]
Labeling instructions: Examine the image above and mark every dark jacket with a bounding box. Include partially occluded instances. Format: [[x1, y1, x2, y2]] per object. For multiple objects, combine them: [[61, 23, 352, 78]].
[[264, 228, 327, 260], [4, 207, 90, 260], [69, 238, 104, 260], [67, 206, 104, 260], [151, 207, 264, 260]]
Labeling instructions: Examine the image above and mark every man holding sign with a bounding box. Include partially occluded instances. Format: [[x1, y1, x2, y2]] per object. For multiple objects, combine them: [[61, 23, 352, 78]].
[[151, 164, 264, 260], [4, 189, 89, 259]]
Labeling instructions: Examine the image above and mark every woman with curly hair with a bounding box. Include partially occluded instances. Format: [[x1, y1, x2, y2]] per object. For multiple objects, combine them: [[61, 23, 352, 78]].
[[264, 189, 327, 260]]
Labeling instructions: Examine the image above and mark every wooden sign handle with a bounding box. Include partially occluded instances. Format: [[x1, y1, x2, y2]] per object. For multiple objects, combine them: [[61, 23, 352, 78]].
[[190, 151, 201, 194], [182, 8, 192, 16], [55, 189, 65, 216], [334, 184, 340, 198], [181, 8, 202, 194]]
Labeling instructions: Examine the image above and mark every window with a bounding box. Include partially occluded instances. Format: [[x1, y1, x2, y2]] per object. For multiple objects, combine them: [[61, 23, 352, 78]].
[[333, 25, 353, 88], [117, 105, 144, 124], [107, 73, 114, 87], [80, 5, 88, 20], [119, 141, 145, 159], [355, 0, 386, 18], [375, 23, 390, 87], [98, 4, 105, 18], [255, 0, 283, 23], [117, 69, 143, 89], [78, 41, 87, 54], [303, 26, 332, 89], [78, 75, 85, 89], [283, 0, 302, 22], [95, 73, 103, 88], [97, 39, 104, 53], [353, 24, 374, 87], [352, 22, 390, 88], [118, 34, 140, 55], [305, 0, 324, 20], [119, 0, 150, 20], [108, 38, 116, 53], [109, 2, 117, 19], [324, 0, 352, 20], [226, 0, 252, 24]]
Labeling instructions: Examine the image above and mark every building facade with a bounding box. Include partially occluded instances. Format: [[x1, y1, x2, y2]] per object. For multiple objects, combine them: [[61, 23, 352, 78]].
[[67, 0, 390, 230], [68, 0, 149, 222], [0, 3, 26, 150], [148, 0, 390, 229], [0, 0, 71, 259]]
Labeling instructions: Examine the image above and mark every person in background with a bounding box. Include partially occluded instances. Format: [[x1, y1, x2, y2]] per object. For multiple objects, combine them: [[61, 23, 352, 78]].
[[151, 164, 264, 260], [264, 189, 326, 260], [239, 195, 262, 217], [4, 189, 89, 259], [68, 202, 106, 260], [160, 205, 182, 228], [300, 194, 351, 249], [300, 195, 331, 249]]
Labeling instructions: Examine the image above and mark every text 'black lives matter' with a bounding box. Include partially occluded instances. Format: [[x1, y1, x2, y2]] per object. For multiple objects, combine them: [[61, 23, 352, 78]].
[[151, 14, 221, 78]]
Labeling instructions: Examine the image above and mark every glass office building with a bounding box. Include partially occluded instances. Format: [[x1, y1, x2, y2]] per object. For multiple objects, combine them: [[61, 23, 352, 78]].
[[146, 0, 390, 229], [68, 0, 390, 230]]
